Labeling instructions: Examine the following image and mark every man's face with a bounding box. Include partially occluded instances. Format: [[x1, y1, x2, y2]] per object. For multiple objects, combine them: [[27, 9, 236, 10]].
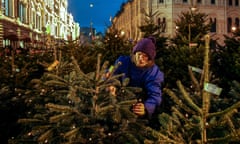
[[134, 51, 149, 67]]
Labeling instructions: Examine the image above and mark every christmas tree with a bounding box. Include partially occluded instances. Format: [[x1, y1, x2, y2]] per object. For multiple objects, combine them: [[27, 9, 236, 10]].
[[160, 35, 240, 143], [8, 44, 170, 143]]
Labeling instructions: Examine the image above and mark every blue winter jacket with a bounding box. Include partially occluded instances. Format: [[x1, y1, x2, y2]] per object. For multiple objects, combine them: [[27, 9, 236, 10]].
[[113, 56, 164, 118]]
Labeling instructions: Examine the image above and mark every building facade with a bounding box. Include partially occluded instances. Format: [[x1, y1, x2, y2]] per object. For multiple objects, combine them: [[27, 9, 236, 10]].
[[112, 0, 240, 44], [0, 0, 80, 48]]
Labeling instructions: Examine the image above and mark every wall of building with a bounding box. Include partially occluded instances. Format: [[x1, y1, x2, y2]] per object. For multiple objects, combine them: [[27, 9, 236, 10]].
[[112, 0, 240, 44], [0, 0, 80, 49]]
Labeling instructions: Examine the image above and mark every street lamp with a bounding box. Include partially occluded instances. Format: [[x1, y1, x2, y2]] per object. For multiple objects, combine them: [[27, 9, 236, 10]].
[[89, 3, 94, 39], [231, 26, 237, 37], [232, 26, 236, 32], [120, 30, 125, 36]]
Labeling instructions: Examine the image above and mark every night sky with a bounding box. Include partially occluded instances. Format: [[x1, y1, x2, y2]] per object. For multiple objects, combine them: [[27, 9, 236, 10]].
[[68, 0, 126, 33]]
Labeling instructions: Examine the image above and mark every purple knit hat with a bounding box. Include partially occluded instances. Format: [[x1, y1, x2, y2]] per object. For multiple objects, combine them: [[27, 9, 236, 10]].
[[132, 36, 156, 60]]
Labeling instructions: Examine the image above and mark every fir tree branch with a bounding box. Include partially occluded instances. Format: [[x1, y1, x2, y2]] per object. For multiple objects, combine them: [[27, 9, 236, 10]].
[[76, 86, 96, 94], [63, 128, 79, 138], [49, 113, 72, 123], [71, 56, 90, 81], [118, 99, 138, 105], [145, 127, 183, 144], [44, 80, 68, 87], [97, 105, 114, 115], [45, 103, 83, 116], [164, 88, 199, 115], [208, 101, 240, 118], [207, 131, 240, 143], [103, 74, 123, 86], [172, 106, 188, 122], [37, 128, 53, 142], [225, 115, 239, 138], [188, 65, 201, 96], [44, 73, 68, 83], [176, 80, 202, 114], [17, 118, 43, 123]]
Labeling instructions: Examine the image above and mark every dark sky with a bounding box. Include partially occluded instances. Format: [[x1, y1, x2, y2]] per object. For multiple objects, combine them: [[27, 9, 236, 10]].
[[68, 0, 126, 33]]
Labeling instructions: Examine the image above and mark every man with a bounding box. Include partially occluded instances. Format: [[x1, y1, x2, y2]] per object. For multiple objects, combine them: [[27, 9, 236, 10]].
[[111, 36, 164, 119]]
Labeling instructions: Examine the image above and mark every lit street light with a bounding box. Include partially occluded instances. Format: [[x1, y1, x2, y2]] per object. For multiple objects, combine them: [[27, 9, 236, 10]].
[[231, 26, 237, 37], [89, 3, 94, 40], [90, 3, 93, 8], [232, 26, 236, 32]]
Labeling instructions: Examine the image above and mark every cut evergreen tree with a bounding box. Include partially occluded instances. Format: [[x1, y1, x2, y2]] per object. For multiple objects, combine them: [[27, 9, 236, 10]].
[[0, 47, 53, 144], [173, 8, 211, 47], [211, 28, 240, 95], [163, 8, 212, 88], [160, 35, 240, 143], [103, 23, 133, 64], [138, 5, 162, 38], [9, 45, 173, 143]]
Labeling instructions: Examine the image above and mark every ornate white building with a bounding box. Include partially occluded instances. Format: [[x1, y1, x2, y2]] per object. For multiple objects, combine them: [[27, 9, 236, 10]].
[[112, 0, 240, 44], [0, 0, 80, 48]]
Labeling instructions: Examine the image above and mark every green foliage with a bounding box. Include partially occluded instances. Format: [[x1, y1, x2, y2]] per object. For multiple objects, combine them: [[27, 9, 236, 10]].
[[59, 40, 103, 73], [103, 24, 133, 64], [139, 6, 162, 38], [9, 49, 172, 143], [173, 9, 211, 47], [211, 29, 240, 95], [161, 35, 240, 143], [161, 9, 211, 89], [162, 45, 205, 88], [0, 48, 54, 143]]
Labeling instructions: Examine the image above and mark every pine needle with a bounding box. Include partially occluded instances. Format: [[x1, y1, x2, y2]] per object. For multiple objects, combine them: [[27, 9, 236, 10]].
[[37, 129, 53, 142]]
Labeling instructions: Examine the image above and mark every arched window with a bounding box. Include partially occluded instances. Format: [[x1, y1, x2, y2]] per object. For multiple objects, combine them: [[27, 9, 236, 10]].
[[210, 18, 217, 32], [211, 0, 215, 4], [2, 0, 11, 16], [159, 0, 164, 3], [162, 17, 166, 32], [156, 17, 166, 33], [227, 17, 232, 32], [235, 17, 239, 28], [19, 2, 26, 23], [157, 18, 161, 26], [236, 0, 239, 6]]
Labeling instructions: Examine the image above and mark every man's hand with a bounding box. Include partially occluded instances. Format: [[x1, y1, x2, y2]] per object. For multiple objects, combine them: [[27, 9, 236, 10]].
[[108, 86, 116, 96], [132, 103, 145, 116]]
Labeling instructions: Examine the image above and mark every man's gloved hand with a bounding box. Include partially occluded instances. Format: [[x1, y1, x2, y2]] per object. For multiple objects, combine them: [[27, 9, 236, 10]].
[[132, 102, 145, 116]]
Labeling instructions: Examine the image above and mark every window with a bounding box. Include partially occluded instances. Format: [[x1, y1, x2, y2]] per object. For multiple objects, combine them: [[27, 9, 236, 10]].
[[197, 0, 202, 3], [235, 0, 239, 6], [229, 0, 233, 6], [235, 18, 239, 28], [157, 18, 161, 26], [183, 0, 188, 3], [227, 17, 232, 32], [32, 11, 36, 29], [19, 3, 26, 23], [211, 0, 215, 4], [210, 18, 217, 32], [157, 17, 166, 32], [162, 17, 166, 32], [2, 0, 9, 16], [159, 0, 164, 3]]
